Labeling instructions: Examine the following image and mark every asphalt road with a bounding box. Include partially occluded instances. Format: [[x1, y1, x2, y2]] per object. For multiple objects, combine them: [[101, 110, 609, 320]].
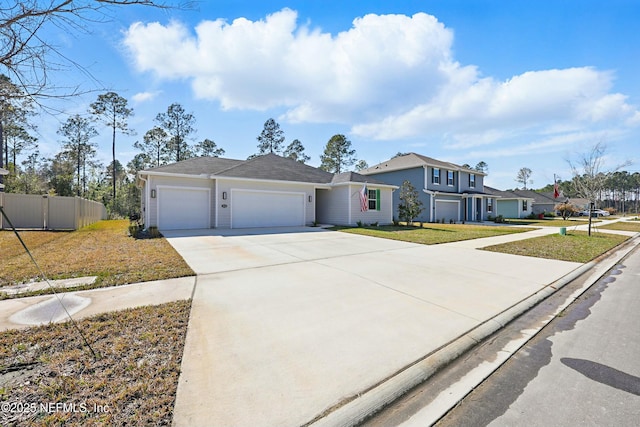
[[435, 244, 640, 427]]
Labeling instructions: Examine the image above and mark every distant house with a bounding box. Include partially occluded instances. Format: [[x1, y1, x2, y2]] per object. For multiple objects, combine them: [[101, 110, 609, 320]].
[[484, 187, 534, 219], [136, 153, 396, 230], [359, 153, 492, 222]]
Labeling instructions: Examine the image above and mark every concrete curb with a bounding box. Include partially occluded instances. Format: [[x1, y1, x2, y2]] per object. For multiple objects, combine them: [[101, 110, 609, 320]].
[[309, 233, 640, 427]]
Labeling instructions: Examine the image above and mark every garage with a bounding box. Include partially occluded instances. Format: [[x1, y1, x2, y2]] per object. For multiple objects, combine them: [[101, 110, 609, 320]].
[[158, 187, 210, 230], [435, 200, 460, 222], [231, 190, 305, 228]]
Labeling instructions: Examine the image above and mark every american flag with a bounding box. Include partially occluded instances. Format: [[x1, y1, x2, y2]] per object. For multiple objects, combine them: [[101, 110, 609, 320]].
[[359, 184, 368, 212]]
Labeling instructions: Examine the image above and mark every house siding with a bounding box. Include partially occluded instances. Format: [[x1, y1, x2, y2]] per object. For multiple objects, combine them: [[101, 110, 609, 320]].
[[459, 172, 485, 193], [215, 179, 316, 228], [348, 184, 393, 226], [496, 200, 521, 218], [426, 166, 458, 193], [316, 185, 393, 226], [364, 167, 429, 222], [316, 186, 349, 225]]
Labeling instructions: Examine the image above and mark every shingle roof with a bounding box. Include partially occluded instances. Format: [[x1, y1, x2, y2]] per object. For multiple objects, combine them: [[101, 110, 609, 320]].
[[331, 171, 389, 185], [484, 186, 533, 199], [141, 153, 391, 186], [511, 189, 556, 203], [359, 152, 484, 176], [213, 153, 335, 183], [144, 157, 244, 175]]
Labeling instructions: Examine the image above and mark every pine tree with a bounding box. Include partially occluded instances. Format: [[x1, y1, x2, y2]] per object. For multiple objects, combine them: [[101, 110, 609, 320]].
[[283, 139, 309, 163], [256, 118, 285, 155], [319, 134, 356, 173]]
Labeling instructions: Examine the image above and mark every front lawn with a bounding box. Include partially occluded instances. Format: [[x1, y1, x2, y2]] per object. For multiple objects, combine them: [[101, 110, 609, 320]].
[[481, 231, 630, 263], [333, 223, 535, 245], [503, 218, 601, 227], [0, 300, 190, 426], [597, 221, 640, 233], [0, 220, 194, 296]]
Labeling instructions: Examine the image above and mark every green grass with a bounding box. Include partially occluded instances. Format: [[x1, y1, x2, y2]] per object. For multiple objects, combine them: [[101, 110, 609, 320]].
[[0, 300, 191, 426], [597, 221, 640, 232], [482, 231, 630, 263], [502, 218, 601, 227], [0, 220, 194, 297], [333, 223, 536, 245]]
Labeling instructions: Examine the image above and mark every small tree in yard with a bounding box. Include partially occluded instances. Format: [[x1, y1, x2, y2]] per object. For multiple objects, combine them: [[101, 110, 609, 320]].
[[554, 202, 577, 220], [398, 180, 424, 225]]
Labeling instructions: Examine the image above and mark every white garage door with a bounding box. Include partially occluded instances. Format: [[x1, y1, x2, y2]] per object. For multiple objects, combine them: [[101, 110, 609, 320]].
[[435, 200, 460, 222], [231, 190, 305, 228], [158, 187, 210, 230]]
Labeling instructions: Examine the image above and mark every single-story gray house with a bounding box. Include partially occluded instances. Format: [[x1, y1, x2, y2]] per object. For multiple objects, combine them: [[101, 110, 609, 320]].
[[484, 186, 535, 219], [359, 153, 492, 222], [136, 153, 396, 230]]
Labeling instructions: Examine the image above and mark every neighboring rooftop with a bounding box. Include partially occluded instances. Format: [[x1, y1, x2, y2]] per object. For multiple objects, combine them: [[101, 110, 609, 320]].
[[484, 186, 531, 199], [359, 152, 485, 176]]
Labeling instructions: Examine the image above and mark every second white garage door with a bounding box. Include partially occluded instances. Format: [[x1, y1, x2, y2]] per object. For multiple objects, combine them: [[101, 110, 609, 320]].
[[231, 190, 305, 228]]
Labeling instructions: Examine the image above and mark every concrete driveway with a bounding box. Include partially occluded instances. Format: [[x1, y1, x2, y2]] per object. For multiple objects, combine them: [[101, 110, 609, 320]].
[[164, 227, 582, 427]]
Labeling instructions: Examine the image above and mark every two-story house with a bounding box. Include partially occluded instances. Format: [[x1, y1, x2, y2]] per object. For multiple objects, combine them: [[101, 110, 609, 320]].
[[359, 153, 493, 223]]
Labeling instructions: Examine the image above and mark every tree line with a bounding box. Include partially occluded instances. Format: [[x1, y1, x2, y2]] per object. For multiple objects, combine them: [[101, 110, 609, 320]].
[[521, 144, 639, 215], [1, 76, 371, 217]]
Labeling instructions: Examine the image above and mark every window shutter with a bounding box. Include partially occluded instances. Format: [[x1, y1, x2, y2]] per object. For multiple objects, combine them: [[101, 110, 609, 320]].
[[376, 189, 381, 211]]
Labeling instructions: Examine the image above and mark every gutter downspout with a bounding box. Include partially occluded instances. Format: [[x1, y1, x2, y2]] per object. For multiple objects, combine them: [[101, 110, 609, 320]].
[[138, 173, 149, 229]]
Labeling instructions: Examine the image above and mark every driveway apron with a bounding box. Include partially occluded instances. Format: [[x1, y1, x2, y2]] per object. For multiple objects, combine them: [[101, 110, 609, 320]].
[[165, 227, 581, 427]]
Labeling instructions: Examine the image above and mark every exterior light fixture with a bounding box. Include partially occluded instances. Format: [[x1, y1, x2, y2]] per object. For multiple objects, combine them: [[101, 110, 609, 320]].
[[222, 191, 227, 200], [151, 189, 156, 198]]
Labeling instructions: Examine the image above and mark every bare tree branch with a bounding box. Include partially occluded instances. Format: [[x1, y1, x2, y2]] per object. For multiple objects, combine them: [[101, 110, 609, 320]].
[[1, 0, 194, 100]]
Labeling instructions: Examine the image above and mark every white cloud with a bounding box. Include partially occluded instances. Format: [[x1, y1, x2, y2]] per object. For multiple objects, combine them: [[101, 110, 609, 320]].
[[132, 91, 161, 103], [122, 9, 639, 150], [123, 9, 458, 118]]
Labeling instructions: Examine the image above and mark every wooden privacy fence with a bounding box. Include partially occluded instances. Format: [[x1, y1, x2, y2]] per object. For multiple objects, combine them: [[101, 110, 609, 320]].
[[0, 193, 107, 230]]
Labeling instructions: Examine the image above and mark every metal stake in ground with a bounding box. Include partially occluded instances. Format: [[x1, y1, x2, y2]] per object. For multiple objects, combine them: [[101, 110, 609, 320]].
[[0, 205, 99, 360]]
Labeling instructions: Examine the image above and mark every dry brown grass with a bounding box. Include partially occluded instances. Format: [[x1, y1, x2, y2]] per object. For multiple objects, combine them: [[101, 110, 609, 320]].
[[0, 220, 194, 292], [0, 300, 191, 426]]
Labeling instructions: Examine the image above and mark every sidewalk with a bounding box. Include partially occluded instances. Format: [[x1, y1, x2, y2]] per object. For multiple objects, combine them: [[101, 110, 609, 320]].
[[0, 277, 195, 331]]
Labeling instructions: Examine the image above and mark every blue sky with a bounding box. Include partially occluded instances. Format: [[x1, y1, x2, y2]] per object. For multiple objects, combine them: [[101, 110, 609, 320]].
[[30, 0, 640, 190]]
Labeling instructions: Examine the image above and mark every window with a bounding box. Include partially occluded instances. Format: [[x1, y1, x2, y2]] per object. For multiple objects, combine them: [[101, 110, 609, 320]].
[[432, 168, 440, 184], [522, 200, 528, 211], [487, 198, 493, 213], [368, 189, 380, 211], [447, 170, 454, 186], [469, 174, 476, 188]]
